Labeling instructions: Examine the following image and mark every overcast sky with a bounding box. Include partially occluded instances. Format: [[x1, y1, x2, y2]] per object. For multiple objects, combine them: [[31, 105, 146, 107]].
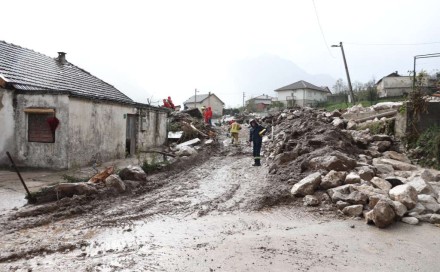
[[2, 0, 440, 107]]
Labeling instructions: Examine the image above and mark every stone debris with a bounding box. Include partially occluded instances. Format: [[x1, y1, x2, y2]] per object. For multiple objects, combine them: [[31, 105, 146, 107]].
[[260, 107, 440, 229], [401, 217, 419, 225], [303, 195, 320, 206]]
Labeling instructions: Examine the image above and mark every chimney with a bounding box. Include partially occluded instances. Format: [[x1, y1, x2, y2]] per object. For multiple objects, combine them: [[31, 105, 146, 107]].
[[57, 52, 66, 64]]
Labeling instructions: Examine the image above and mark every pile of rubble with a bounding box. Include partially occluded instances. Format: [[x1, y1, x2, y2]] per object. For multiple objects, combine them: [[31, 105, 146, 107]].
[[30, 165, 149, 203], [263, 107, 440, 228], [167, 110, 218, 158]]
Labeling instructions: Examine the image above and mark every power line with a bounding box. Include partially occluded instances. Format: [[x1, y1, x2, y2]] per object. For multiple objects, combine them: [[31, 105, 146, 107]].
[[345, 41, 440, 46], [312, 0, 335, 58]]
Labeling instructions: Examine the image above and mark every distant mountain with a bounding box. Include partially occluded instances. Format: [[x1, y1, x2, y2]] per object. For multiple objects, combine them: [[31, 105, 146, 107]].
[[230, 54, 336, 98]]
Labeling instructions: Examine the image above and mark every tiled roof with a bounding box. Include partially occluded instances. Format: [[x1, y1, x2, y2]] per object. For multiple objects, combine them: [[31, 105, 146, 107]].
[[0, 40, 133, 104], [183, 93, 225, 105], [274, 80, 327, 93]]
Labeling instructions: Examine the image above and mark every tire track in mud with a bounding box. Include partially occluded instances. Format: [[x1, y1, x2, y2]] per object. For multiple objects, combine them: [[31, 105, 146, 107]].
[[0, 146, 270, 263]]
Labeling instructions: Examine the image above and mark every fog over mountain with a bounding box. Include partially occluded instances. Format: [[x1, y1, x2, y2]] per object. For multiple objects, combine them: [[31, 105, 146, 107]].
[[230, 55, 336, 99]]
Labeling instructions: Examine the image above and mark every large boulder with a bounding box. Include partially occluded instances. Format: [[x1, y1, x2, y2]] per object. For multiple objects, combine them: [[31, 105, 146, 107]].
[[342, 204, 363, 217], [389, 184, 418, 209], [105, 174, 126, 193], [382, 151, 411, 163], [320, 170, 347, 189], [407, 177, 437, 198], [309, 152, 356, 171], [417, 194, 440, 213], [370, 177, 392, 191], [291, 172, 322, 197], [391, 201, 408, 217], [373, 158, 417, 171], [327, 185, 368, 205], [118, 165, 147, 182], [375, 164, 395, 175], [364, 199, 396, 228]]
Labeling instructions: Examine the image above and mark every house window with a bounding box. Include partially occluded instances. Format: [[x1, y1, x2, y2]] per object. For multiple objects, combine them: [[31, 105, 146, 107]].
[[26, 109, 56, 143]]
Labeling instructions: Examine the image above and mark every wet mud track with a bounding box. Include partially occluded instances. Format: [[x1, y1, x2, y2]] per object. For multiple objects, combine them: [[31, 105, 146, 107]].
[[1, 145, 440, 271]]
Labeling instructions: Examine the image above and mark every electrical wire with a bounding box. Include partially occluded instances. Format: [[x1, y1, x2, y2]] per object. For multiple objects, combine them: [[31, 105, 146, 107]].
[[345, 41, 440, 46], [312, 0, 336, 58]]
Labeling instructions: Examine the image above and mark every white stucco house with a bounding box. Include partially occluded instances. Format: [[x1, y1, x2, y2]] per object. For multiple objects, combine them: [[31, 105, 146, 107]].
[[0, 40, 168, 169], [274, 80, 330, 107], [183, 93, 225, 117], [376, 71, 412, 98]]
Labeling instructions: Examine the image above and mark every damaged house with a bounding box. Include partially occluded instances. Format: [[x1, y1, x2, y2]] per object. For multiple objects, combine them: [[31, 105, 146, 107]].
[[0, 41, 168, 169]]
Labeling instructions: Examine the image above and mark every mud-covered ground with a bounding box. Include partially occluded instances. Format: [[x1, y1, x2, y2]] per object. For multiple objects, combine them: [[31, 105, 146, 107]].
[[1, 128, 440, 271]]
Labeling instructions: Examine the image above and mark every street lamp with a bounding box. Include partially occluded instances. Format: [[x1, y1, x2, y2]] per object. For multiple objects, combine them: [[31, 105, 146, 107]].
[[332, 42, 355, 103]]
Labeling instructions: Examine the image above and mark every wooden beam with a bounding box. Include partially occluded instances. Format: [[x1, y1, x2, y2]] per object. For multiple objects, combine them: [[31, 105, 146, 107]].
[[24, 108, 55, 114]]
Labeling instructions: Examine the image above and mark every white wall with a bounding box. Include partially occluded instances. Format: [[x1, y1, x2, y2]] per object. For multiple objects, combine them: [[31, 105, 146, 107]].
[[68, 98, 136, 168], [14, 93, 70, 169], [277, 89, 327, 107], [137, 108, 168, 150], [185, 96, 224, 117], [0, 89, 15, 165], [378, 77, 412, 97]]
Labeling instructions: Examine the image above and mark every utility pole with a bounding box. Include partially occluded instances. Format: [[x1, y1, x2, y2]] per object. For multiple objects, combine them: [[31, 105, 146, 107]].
[[243, 92, 245, 108], [194, 88, 198, 109], [332, 42, 355, 103]]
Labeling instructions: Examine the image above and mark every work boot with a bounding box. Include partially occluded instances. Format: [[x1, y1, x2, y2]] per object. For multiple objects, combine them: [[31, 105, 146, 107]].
[[252, 159, 261, 166]]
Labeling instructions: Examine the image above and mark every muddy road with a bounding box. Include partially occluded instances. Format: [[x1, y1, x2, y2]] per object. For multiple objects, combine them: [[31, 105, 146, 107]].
[[1, 138, 440, 271]]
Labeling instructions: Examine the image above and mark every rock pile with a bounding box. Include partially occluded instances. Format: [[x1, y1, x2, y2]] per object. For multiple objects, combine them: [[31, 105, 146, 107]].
[[263, 107, 440, 228]]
